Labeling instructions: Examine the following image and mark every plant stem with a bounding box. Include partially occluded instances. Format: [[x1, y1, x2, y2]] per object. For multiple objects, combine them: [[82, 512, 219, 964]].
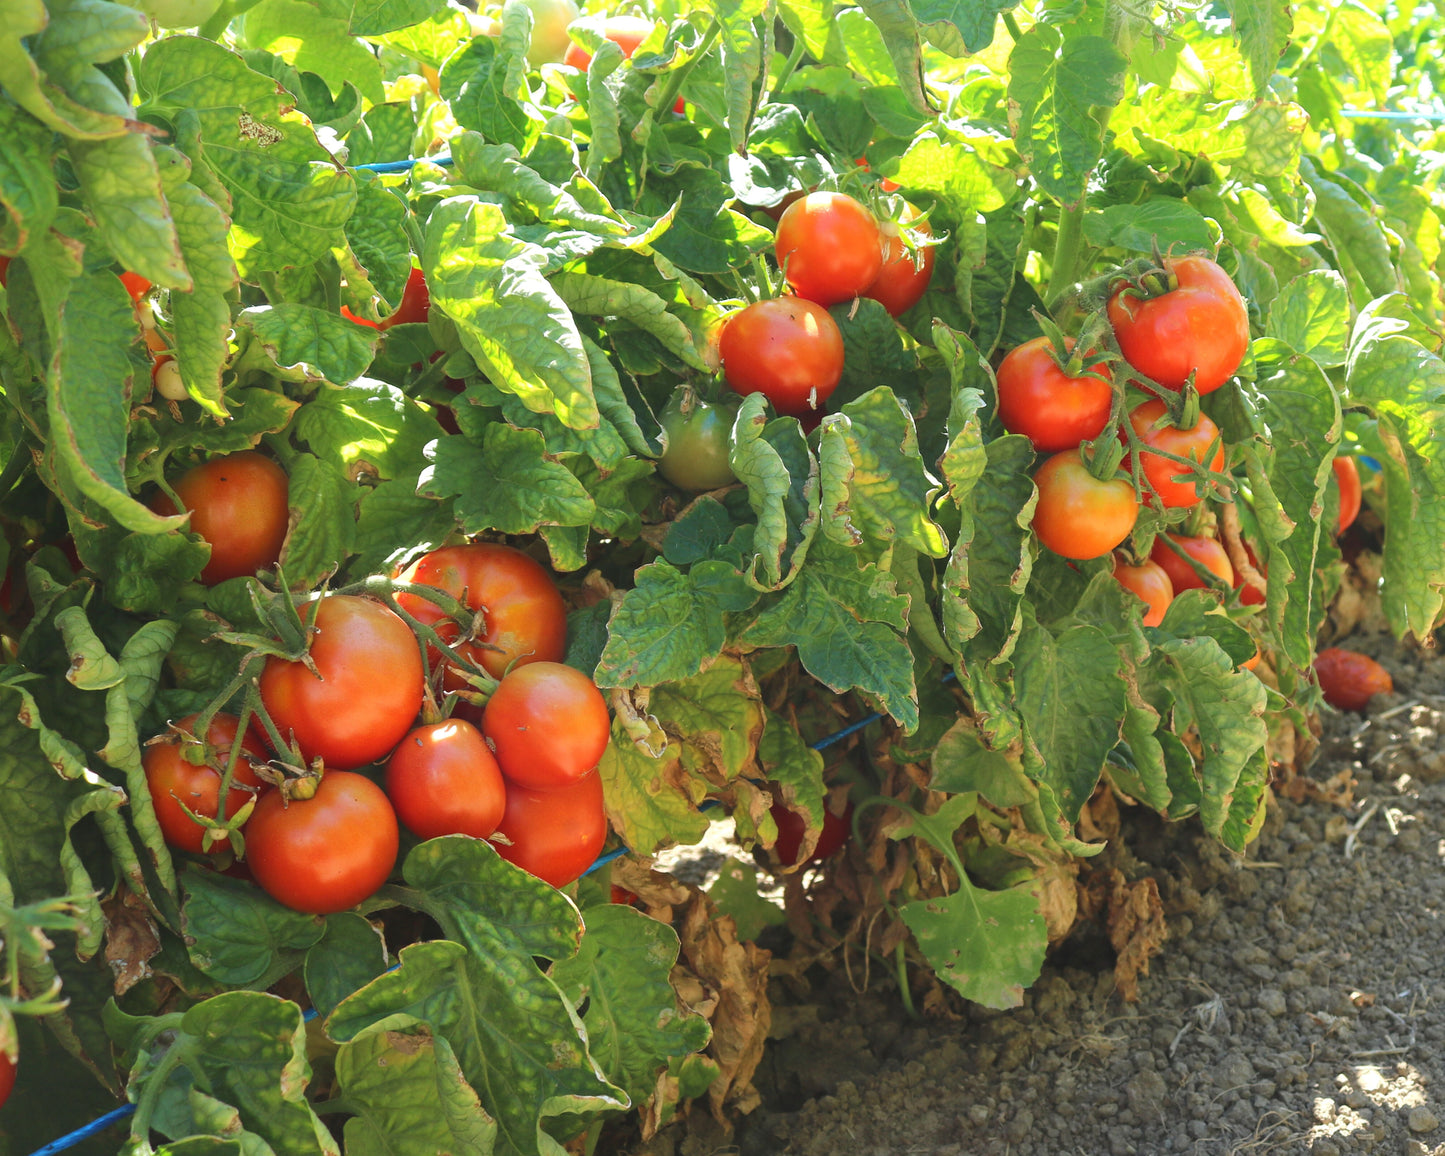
[[1046, 198, 1087, 305], [895, 940, 918, 1019]]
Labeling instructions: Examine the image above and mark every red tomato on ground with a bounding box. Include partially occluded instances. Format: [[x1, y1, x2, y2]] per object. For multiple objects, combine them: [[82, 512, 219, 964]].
[[145, 714, 269, 854], [119, 271, 152, 304], [386, 719, 507, 841], [259, 595, 425, 771], [1113, 559, 1173, 627], [772, 800, 853, 867], [1031, 450, 1139, 560], [1149, 533, 1233, 593], [996, 336, 1113, 453], [395, 543, 567, 681], [1106, 255, 1249, 394], [245, 771, 399, 914], [494, 768, 608, 888], [774, 192, 883, 307], [1314, 647, 1393, 712], [610, 884, 639, 905], [1333, 456, 1362, 534], [720, 296, 844, 418], [150, 452, 290, 586], [1126, 399, 1225, 508], [482, 662, 610, 790], [564, 17, 685, 112], [863, 209, 935, 318]]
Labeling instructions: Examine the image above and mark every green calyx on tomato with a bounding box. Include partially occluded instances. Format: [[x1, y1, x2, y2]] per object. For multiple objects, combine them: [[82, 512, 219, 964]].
[[1125, 399, 1225, 509], [658, 388, 737, 491], [862, 204, 935, 318], [720, 295, 844, 418], [1032, 449, 1139, 561], [143, 713, 270, 854]]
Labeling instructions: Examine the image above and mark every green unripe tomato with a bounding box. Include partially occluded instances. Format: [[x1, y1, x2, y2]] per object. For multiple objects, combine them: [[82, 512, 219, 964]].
[[135, 0, 221, 27], [658, 390, 737, 492]]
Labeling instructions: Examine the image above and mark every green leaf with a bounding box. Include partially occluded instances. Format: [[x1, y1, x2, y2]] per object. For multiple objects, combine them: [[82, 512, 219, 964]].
[[340, 172, 412, 316], [551, 905, 709, 1106], [424, 196, 598, 429], [304, 912, 388, 1023], [316, 0, 448, 36], [337, 1016, 498, 1156], [728, 393, 820, 590], [0, 100, 59, 253], [827, 299, 917, 409], [277, 453, 359, 588], [929, 716, 1034, 807], [741, 534, 917, 730], [180, 866, 324, 988], [238, 304, 378, 388], [893, 131, 1019, 218], [293, 378, 438, 481], [420, 424, 595, 537], [1013, 617, 1125, 824], [439, 32, 539, 152], [952, 435, 1036, 664], [1006, 27, 1127, 206], [854, 0, 931, 114], [1082, 199, 1215, 254], [598, 720, 709, 854], [240, 0, 386, 103], [907, 0, 1017, 54], [649, 657, 763, 784], [635, 167, 773, 275], [1299, 156, 1396, 306], [552, 272, 708, 372], [707, 858, 786, 941], [819, 387, 947, 558], [1221, 0, 1293, 100], [1265, 270, 1350, 367]]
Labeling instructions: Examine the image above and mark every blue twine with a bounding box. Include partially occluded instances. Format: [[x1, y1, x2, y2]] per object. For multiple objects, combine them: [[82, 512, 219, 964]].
[[353, 153, 453, 173]]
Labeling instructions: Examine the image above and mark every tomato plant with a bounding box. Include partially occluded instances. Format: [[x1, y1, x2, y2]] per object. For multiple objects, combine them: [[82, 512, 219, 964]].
[[996, 337, 1113, 453], [482, 662, 610, 790], [395, 543, 567, 680], [1314, 648, 1394, 712], [259, 595, 425, 770], [386, 719, 506, 840], [1126, 399, 1225, 508], [658, 389, 736, 491], [564, 16, 685, 113], [493, 769, 608, 888], [1106, 255, 1250, 394], [244, 771, 399, 914], [1150, 534, 1234, 593], [1032, 450, 1139, 560], [719, 295, 844, 416], [144, 713, 269, 854], [149, 452, 290, 585], [1334, 456, 1362, 533], [1113, 559, 1173, 627], [774, 192, 883, 307]]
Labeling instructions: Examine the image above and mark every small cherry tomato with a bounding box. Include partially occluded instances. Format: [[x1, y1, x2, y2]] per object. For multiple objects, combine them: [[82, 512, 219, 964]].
[[1113, 559, 1173, 627], [1333, 455, 1362, 534], [385, 719, 506, 841], [145, 713, 269, 854], [720, 295, 844, 418], [244, 771, 399, 914], [863, 208, 935, 318], [1107, 254, 1249, 394], [1126, 399, 1225, 508], [119, 272, 152, 304], [394, 543, 567, 682], [996, 336, 1113, 454], [149, 452, 290, 586], [482, 662, 610, 790], [259, 595, 425, 771], [658, 390, 736, 491], [152, 356, 186, 401], [1314, 647, 1392, 712], [1032, 450, 1139, 560], [1149, 533, 1233, 593], [774, 192, 883, 307], [771, 800, 852, 867], [493, 768, 608, 888]]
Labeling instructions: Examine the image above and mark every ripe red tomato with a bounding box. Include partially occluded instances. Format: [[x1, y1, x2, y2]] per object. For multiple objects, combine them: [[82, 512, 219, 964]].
[[1113, 559, 1173, 627], [145, 713, 269, 854], [658, 391, 736, 491], [1031, 450, 1139, 560], [119, 271, 152, 304], [385, 719, 506, 840], [996, 336, 1113, 453], [394, 543, 567, 681], [149, 452, 290, 586], [720, 296, 844, 418], [863, 209, 934, 317], [774, 192, 883, 307], [564, 17, 685, 113], [342, 267, 430, 331], [1126, 399, 1225, 508], [1333, 455, 1362, 534], [1106, 254, 1249, 394], [1149, 533, 1233, 593], [0, 1048, 13, 1109], [244, 771, 399, 914], [771, 800, 852, 867], [482, 662, 610, 790], [1314, 647, 1393, 712], [259, 595, 425, 771], [0, 256, 10, 286], [493, 768, 607, 888]]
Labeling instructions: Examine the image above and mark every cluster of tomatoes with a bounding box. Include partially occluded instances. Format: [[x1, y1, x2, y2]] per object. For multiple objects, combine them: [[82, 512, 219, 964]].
[[144, 539, 612, 915], [995, 253, 1364, 641], [718, 189, 936, 422]]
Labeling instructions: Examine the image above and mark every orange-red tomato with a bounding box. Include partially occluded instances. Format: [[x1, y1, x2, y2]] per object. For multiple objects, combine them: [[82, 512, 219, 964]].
[[1127, 399, 1225, 509], [1032, 450, 1139, 560], [1113, 559, 1173, 627], [720, 295, 844, 418], [564, 17, 685, 112], [150, 452, 290, 586], [997, 336, 1114, 453], [0, 1048, 13, 1109], [774, 192, 883, 307], [386, 720, 506, 840], [144, 713, 269, 854], [482, 662, 610, 790], [1333, 456, 1362, 534], [1232, 543, 1266, 606], [1314, 647, 1393, 712], [119, 271, 152, 304], [493, 769, 608, 888], [342, 267, 430, 330], [863, 209, 935, 318], [1149, 533, 1233, 593], [1107, 255, 1249, 394]]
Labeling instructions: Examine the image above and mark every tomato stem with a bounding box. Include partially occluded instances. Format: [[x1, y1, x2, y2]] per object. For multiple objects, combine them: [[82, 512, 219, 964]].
[[1219, 501, 1267, 597], [649, 16, 719, 120], [894, 939, 918, 1020]]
